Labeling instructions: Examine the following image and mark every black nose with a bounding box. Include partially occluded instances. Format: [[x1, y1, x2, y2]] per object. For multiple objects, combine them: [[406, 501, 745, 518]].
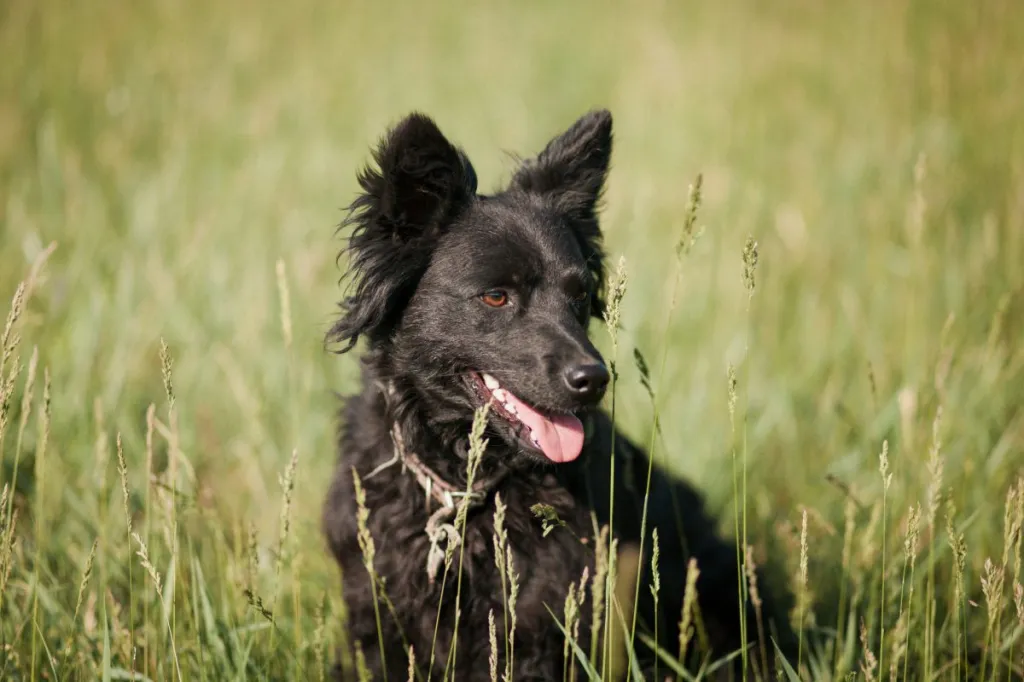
[[563, 362, 610, 402]]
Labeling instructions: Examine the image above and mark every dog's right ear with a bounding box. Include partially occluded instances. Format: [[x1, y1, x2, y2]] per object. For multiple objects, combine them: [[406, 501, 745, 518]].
[[328, 113, 477, 352], [512, 109, 612, 319]]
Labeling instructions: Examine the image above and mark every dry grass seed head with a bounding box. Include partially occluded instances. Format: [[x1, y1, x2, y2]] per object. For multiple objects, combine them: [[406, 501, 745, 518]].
[[904, 504, 921, 561], [0, 485, 19, 607], [0, 356, 19, 443], [0, 282, 26, 375], [649, 528, 660, 602], [0, 485, 7, 538], [116, 433, 131, 533], [742, 235, 759, 297], [726, 364, 738, 426], [799, 508, 809, 591], [926, 407, 944, 532], [744, 544, 762, 609], [865, 361, 878, 409], [602, 256, 628, 353], [591, 523, 610, 645], [1015, 478, 1024, 584], [562, 566, 589, 666], [277, 448, 299, 577], [677, 174, 704, 257], [489, 609, 498, 682], [132, 532, 163, 599], [352, 469, 376, 571], [905, 504, 922, 582], [678, 557, 700, 662], [1006, 476, 1024, 581], [0, 282, 27, 444], [159, 338, 175, 413], [859, 618, 878, 682], [493, 492, 508, 576], [980, 557, 1004, 632], [246, 522, 260, 592], [459, 402, 492, 526], [792, 508, 814, 631], [504, 545, 520, 682], [878, 440, 891, 491]]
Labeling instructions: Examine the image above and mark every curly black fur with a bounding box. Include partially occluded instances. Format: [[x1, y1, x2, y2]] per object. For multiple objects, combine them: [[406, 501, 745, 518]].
[[323, 110, 795, 681]]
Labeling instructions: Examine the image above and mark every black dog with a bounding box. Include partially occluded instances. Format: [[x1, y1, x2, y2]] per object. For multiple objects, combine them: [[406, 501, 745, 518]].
[[323, 110, 793, 680]]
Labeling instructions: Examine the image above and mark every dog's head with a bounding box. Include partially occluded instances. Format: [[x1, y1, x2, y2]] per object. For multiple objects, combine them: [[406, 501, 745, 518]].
[[330, 110, 613, 465]]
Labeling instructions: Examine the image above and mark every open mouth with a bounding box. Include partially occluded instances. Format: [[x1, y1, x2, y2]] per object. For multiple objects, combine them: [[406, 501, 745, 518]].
[[470, 372, 585, 463]]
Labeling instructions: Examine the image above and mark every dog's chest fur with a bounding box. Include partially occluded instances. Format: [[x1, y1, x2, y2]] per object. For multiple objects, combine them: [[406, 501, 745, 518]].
[[324, 387, 599, 679]]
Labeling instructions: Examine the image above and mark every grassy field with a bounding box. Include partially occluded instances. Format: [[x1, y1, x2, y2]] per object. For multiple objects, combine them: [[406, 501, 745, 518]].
[[2, 0, 1023, 679]]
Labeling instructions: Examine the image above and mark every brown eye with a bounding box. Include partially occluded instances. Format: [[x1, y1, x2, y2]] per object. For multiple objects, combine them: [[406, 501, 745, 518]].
[[480, 290, 509, 308]]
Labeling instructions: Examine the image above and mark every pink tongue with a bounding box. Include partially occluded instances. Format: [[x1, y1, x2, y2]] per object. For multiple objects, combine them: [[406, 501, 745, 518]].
[[499, 390, 584, 463]]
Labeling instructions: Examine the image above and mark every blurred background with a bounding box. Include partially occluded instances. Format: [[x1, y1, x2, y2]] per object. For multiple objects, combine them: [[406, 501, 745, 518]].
[[1, 0, 1022, 678]]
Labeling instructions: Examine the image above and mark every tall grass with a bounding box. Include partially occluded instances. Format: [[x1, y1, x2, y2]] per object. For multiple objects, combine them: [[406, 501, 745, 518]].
[[2, 0, 1024, 678]]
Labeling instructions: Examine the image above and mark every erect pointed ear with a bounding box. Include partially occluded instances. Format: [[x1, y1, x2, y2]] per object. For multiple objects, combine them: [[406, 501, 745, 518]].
[[328, 113, 477, 352], [511, 109, 612, 220], [513, 109, 612, 318], [360, 112, 478, 240]]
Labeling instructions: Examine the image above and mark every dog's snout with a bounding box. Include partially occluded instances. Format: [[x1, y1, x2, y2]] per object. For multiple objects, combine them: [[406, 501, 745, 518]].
[[563, 362, 610, 402]]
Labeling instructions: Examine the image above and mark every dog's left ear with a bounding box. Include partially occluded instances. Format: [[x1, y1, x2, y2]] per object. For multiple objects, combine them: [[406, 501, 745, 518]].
[[512, 109, 612, 317]]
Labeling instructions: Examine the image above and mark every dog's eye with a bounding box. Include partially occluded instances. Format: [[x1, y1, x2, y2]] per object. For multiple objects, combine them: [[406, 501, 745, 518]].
[[571, 291, 590, 306], [480, 290, 509, 308]]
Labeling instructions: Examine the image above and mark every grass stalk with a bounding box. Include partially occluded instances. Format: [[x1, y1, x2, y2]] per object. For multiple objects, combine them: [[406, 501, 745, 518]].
[[797, 508, 808, 674], [600, 256, 628, 679], [29, 359, 43, 681], [923, 407, 944, 680], [445, 402, 490, 676], [116, 433, 136, 678], [144, 403, 156, 679], [626, 175, 703, 678], [900, 505, 921, 682], [878, 440, 891, 676], [739, 235, 758, 670], [352, 469, 387, 680]]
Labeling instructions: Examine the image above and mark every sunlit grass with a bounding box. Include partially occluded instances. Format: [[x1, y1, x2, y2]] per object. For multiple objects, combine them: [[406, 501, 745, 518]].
[[2, 0, 1024, 678]]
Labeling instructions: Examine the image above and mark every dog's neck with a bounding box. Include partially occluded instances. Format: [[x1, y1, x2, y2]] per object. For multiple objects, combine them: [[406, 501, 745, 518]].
[[366, 364, 515, 495]]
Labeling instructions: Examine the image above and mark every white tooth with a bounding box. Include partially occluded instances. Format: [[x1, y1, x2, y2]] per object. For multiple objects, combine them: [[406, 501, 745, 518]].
[[505, 403, 518, 415], [482, 374, 500, 390], [492, 388, 507, 401]]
